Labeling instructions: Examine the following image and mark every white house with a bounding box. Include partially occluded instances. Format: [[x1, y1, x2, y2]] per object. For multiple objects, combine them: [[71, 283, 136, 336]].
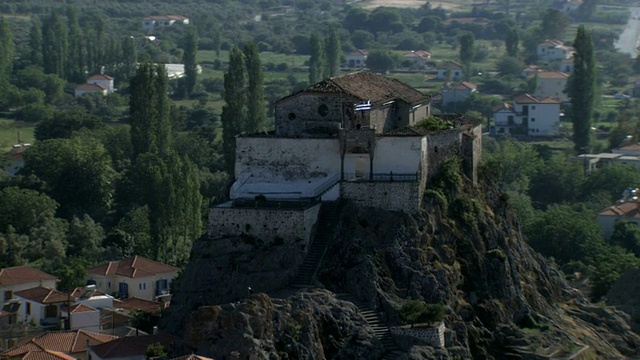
[[441, 81, 477, 106], [598, 196, 640, 239], [537, 40, 575, 62], [86, 256, 179, 302], [2, 330, 118, 360], [403, 50, 432, 68], [87, 74, 115, 94], [345, 50, 368, 68], [74, 83, 108, 98], [492, 93, 561, 136], [87, 334, 177, 360], [142, 15, 189, 32], [533, 71, 569, 102], [0, 266, 58, 304], [559, 58, 574, 74], [13, 287, 70, 327], [435, 61, 464, 80], [68, 303, 100, 332]]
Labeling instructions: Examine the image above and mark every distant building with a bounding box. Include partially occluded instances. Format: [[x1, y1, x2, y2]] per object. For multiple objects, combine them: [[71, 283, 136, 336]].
[[441, 81, 477, 106], [87, 334, 177, 360], [87, 74, 115, 93], [492, 93, 561, 136], [74, 83, 108, 98], [598, 189, 640, 239], [402, 50, 432, 68], [435, 61, 464, 80], [0, 266, 58, 304], [533, 71, 569, 102], [537, 40, 575, 62], [2, 330, 118, 360], [142, 15, 189, 32], [345, 50, 368, 68]]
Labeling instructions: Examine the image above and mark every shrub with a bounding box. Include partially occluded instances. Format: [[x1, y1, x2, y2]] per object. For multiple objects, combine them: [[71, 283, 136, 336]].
[[399, 299, 444, 325]]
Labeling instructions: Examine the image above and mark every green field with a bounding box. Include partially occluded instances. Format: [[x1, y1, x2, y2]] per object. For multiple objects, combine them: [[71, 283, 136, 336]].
[[0, 119, 34, 152]]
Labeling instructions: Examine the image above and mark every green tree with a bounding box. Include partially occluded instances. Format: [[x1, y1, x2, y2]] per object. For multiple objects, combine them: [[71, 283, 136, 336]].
[[107, 206, 152, 258], [505, 27, 518, 57], [35, 108, 104, 140], [28, 21, 43, 67], [221, 46, 246, 174], [366, 49, 400, 73], [325, 28, 341, 77], [244, 41, 266, 133], [129, 63, 171, 159], [577, 0, 598, 20], [459, 32, 475, 67], [497, 56, 523, 77], [567, 25, 596, 153], [540, 9, 571, 40], [0, 227, 29, 267], [581, 164, 640, 202], [66, 7, 84, 83], [42, 12, 68, 78], [0, 17, 14, 77], [610, 220, 640, 255], [182, 26, 198, 98], [0, 187, 59, 235], [309, 33, 326, 84], [22, 137, 116, 219]]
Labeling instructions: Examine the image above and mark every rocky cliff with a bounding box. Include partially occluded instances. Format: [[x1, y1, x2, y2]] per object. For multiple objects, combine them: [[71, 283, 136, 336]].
[[163, 163, 640, 359]]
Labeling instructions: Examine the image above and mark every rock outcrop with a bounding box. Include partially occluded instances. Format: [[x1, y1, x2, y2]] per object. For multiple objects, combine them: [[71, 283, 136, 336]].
[[164, 170, 640, 359]]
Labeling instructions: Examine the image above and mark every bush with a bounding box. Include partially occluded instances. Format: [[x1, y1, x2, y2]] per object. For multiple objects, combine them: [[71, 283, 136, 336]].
[[399, 299, 444, 325]]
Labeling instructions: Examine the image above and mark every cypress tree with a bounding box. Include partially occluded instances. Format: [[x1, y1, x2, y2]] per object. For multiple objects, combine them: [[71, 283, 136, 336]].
[[567, 25, 596, 153], [325, 29, 341, 77], [459, 32, 474, 66], [244, 41, 266, 133], [221, 46, 246, 174], [309, 33, 326, 84], [505, 27, 518, 58], [182, 26, 199, 98], [29, 21, 43, 67], [42, 12, 68, 78]]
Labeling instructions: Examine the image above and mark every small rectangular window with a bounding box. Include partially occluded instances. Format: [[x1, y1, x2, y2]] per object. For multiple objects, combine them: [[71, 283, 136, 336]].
[[26, 303, 30, 315]]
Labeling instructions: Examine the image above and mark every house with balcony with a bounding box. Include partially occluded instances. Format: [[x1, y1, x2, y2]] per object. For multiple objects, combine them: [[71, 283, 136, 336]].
[[0, 267, 58, 305], [13, 287, 69, 328], [2, 330, 118, 360], [85, 256, 179, 302], [492, 93, 561, 136]]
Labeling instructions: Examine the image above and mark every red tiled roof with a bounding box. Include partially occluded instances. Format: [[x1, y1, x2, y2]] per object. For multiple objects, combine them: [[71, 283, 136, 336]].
[[3, 330, 118, 357], [348, 49, 368, 56], [144, 15, 188, 21], [68, 287, 106, 299], [21, 350, 76, 360], [171, 355, 214, 360], [536, 71, 569, 79], [283, 72, 430, 107], [70, 303, 97, 314], [539, 39, 565, 47], [116, 297, 163, 313], [87, 256, 179, 279], [88, 74, 113, 81], [89, 334, 177, 359], [512, 93, 560, 104], [403, 50, 431, 59], [75, 83, 107, 91], [452, 81, 476, 90], [14, 287, 71, 304], [0, 266, 58, 286], [616, 142, 640, 152], [493, 103, 513, 112], [600, 201, 640, 219]]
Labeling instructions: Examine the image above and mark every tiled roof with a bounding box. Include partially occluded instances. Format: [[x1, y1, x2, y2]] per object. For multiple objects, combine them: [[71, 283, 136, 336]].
[[493, 103, 513, 112], [14, 287, 71, 304], [616, 142, 640, 152], [89, 334, 177, 359], [171, 355, 214, 360], [70, 303, 97, 314], [3, 330, 118, 357], [285, 72, 430, 107], [403, 50, 431, 59], [88, 74, 113, 81], [536, 71, 569, 79], [68, 287, 106, 299], [440, 61, 463, 70], [599, 201, 640, 219], [348, 49, 368, 56], [144, 15, 188, 21], [512, 93, 561, 104], [539, 39, 565, 47], [116, 297, 163, 313], [75, 83, 107, 91], [0, 266, 58, 286], [21, 350, 76, 360], [452, 81, 476, 90], [87, 256, 179, 279]]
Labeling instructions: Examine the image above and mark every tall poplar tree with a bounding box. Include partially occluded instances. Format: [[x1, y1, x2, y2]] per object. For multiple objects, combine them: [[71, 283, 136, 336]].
[[567, 25, 596, 153], [130, 63, 171, 159], [66, 7, 84, 83], [325, 29, 341, 77], [309, 33, 326, 84], [505, 28, 519, 57], [221, 46, 246, 174], [244, 41, 265, 133], [459, 32, 475, 66], [182, 26, 199, 98], [42, 12, 68, 78], [29, 21, 43, 67], [0, 17, 13, 77]]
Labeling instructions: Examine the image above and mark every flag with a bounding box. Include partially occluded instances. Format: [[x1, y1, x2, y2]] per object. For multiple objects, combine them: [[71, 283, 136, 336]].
[[355, 100, 371, 111]]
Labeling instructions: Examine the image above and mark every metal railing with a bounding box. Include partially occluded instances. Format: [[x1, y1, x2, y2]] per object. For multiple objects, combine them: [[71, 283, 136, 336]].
[[343, 172, 419, 182]]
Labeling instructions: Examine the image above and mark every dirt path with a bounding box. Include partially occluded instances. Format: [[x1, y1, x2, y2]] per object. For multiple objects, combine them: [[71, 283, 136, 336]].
[[614, 7, 640, 58]]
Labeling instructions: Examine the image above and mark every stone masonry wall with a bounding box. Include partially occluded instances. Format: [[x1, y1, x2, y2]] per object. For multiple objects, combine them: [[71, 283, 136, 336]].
[[389, 322, 446, 348], [425, 131, 462, 182], [209, 204, 321, 245], [276, 93, 358, 136], [341, 182, 420, 213]]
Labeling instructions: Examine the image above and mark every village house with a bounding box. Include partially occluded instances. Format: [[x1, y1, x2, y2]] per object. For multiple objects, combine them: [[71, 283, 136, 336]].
[[345, 50, 368, 68], [87, 334, 177, 360], [87, 75, 115, 93], [142, 15, 189, 32], [85, 256, 179, 302], [576, 142, 640, 173], [435, 61, 464, 80], [537, 40, 575, 63], [492, 93, 561, 136], [533, 71, 569, 102], [598, 189, 640, 239], [520, 65, 542, 78], [559, 58, 574, 74], [441, 81, 477, 106], [74, 74, 115, 97], [13, 287, 70, 327], [402, 50, 432, 69], [0, 266, 58, 305], [2, 330, 118, 360]]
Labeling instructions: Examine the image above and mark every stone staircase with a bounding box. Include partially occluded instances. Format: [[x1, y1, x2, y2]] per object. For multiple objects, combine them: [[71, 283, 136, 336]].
[[291, 201, 341, 288], [336, 293, 403, 360]]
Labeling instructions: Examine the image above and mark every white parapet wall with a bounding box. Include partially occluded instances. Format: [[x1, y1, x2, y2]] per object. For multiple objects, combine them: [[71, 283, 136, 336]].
[[209, 203, 321, 244], [389, 322, 446, 348]]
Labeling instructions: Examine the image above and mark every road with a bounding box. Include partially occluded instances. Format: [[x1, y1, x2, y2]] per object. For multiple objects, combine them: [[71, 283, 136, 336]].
[[614, 7, 640, 58]]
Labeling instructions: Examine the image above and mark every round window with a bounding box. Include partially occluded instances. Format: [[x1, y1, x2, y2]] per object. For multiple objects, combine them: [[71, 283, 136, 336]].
[[288, 112, 296, 120], [318, 104, 329, 117]]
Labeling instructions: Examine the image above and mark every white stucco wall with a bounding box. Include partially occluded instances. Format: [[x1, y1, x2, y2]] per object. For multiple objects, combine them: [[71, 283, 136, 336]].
[[528, 103, 560, 136], [0, 280, 58, 304], [235, 138, 340, 182], [535, 78, 568, 102], [372, 137, 423, 175], [71, 310, 100, 332]]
